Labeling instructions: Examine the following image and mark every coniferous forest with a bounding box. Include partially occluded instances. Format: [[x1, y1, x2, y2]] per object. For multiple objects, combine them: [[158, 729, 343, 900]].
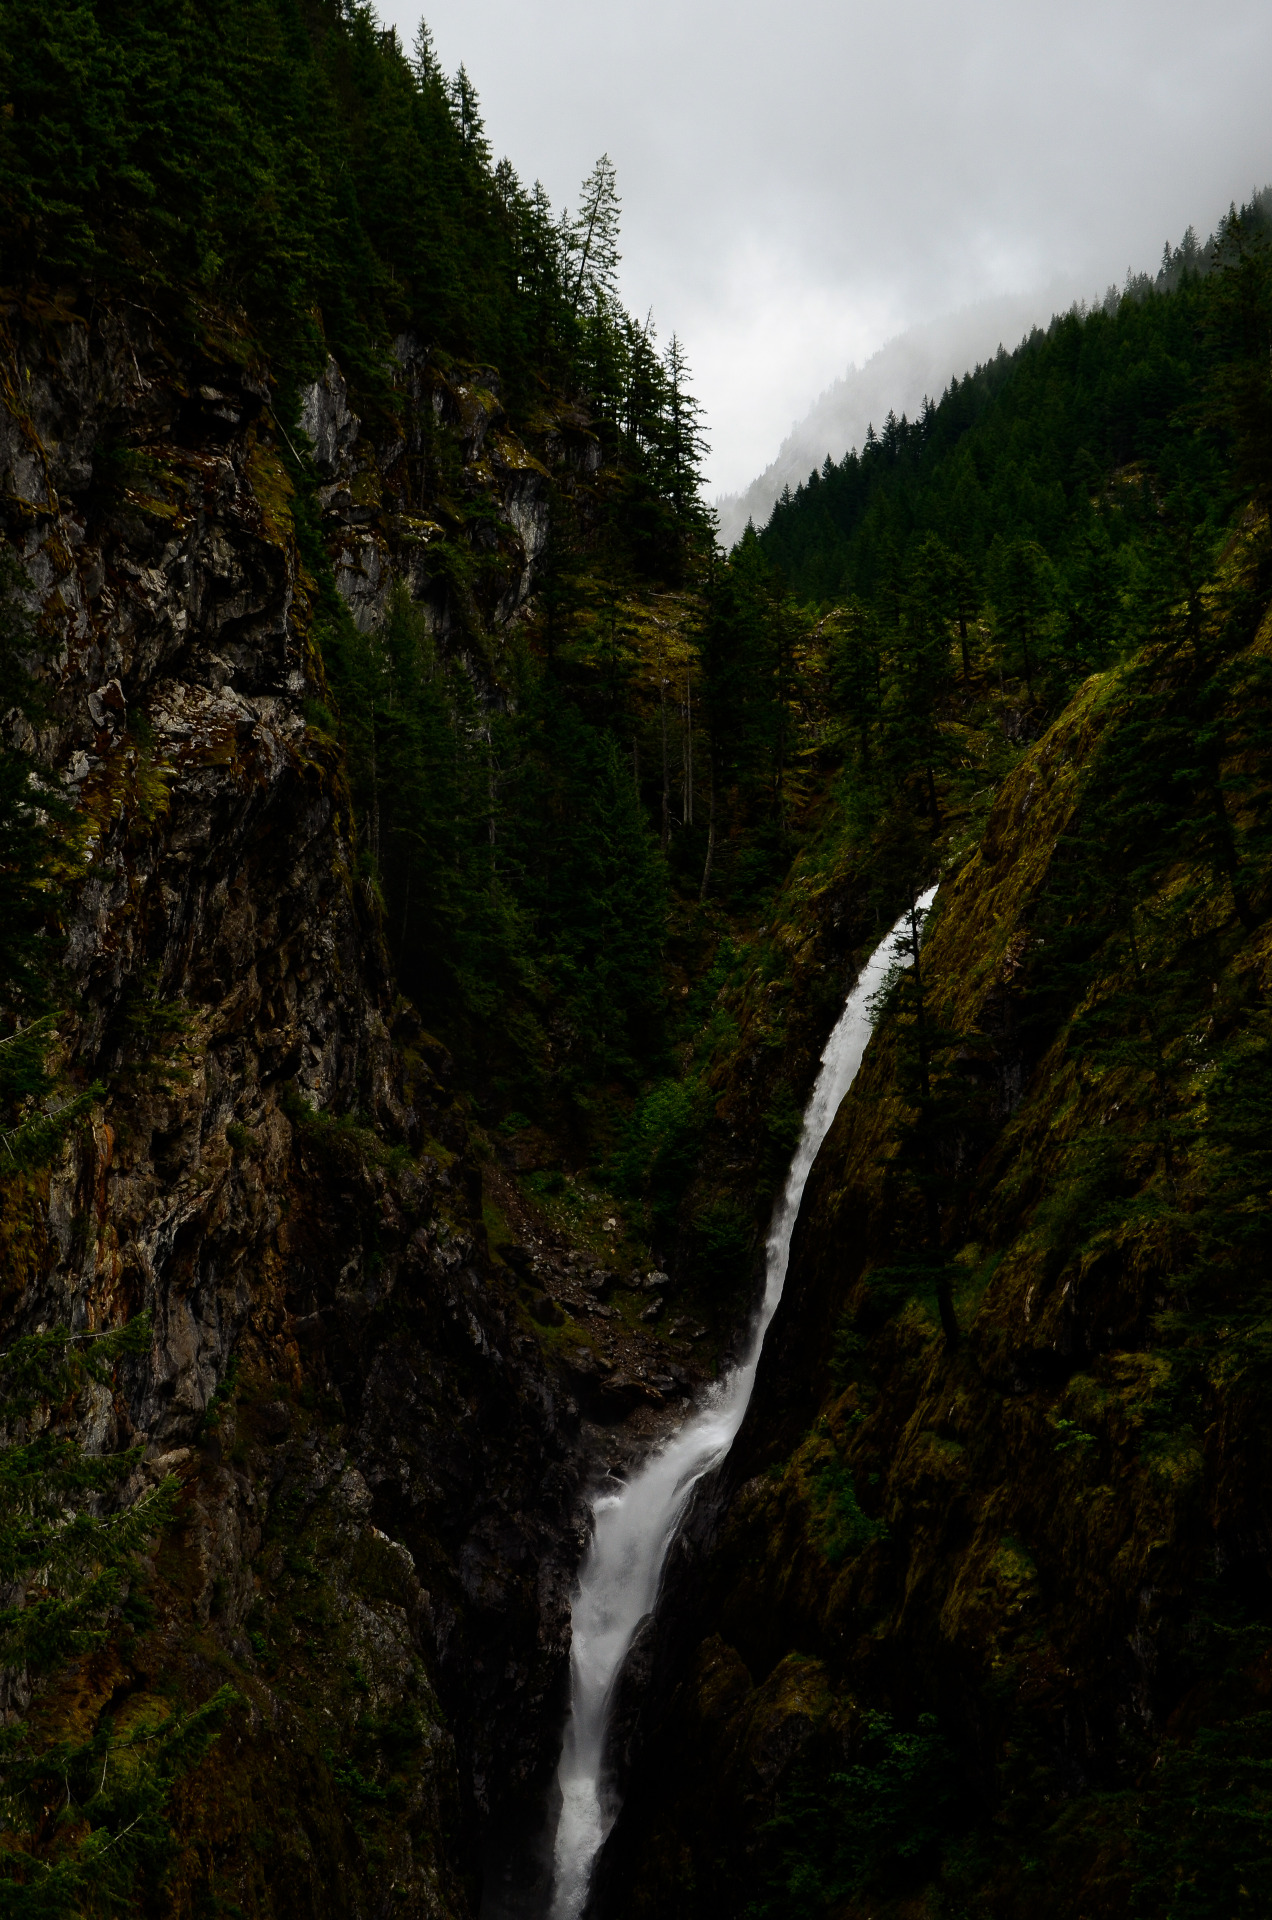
[[1, 4, 1272, 1917]]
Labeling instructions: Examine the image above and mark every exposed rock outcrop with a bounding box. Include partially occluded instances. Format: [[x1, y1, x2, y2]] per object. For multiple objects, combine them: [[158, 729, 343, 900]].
[[0, 291, 596, 1915]]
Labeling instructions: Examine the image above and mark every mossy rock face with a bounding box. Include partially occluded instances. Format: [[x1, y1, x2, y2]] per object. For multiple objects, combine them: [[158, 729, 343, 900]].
[[599, 588, 1272, 1918], [0, 295, 605, 1917], [148, 1428, 469, 1920]]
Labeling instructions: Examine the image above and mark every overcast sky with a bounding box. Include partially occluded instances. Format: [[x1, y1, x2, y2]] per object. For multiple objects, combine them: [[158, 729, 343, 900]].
[[378, 0, 1272, 496]]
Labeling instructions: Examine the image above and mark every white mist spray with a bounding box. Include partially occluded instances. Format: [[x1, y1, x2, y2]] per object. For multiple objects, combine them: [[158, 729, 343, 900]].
[[547, 889, 937, 1920]]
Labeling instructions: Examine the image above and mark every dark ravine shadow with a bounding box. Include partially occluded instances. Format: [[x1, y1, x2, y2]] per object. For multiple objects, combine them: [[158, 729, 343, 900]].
[[581, 1134, 849, 1917], [479, 1770, 563, 1920], [581, 1461, 736, 1918]]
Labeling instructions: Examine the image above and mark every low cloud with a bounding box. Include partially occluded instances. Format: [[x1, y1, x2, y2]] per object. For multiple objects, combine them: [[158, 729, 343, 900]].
[[380, 0, 1272, 495]]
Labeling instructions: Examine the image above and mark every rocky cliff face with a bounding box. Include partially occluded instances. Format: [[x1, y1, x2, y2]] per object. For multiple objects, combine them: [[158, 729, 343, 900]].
[[594, 617, 1272, 1918], [0, 293, 601, 1916]]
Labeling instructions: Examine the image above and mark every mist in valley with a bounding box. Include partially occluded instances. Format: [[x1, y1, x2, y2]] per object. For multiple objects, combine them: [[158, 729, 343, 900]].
[[381, 0, 1272, 506], [713, 282, 1085, 549]]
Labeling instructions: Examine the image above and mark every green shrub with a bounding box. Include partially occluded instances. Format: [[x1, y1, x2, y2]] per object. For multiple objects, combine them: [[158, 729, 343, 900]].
[[807, 1455, 883, 1566], [615, 1074, 713, 1231], [1130, 1712, 1272, 1919], [748, 1710, 965, 1917], [687, 1198, 750, 1289], [0, 1318, 235, 1914]]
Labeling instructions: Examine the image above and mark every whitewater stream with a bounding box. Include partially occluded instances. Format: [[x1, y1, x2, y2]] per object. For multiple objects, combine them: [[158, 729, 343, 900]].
[[546, 888, 938, 1920]]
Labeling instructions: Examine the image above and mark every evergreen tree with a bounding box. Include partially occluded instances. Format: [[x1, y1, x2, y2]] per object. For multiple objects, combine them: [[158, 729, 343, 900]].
[[910, 533, 980, 681], [989, 537, 1055, 695], [1061, 520, 1125, 673], [661, 333, 712, 566], [449, 64, 490, 163], [411, 17, 439, 83], [565, 153, 622, 316], [882, 552, 956, 828], [825, 599, 883, 771]]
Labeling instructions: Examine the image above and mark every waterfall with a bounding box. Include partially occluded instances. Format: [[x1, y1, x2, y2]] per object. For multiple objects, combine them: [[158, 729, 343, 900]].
[[546, 888, 938, 1920]]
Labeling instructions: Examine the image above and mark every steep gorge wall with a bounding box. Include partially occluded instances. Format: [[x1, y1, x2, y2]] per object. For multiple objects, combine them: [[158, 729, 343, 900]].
[[595, 639, 1272, 1918], [0, 294, 594, 1916]]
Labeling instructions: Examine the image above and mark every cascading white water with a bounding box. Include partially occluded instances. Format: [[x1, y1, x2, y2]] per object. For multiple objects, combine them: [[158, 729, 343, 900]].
[[546, 888, 938, 1920]]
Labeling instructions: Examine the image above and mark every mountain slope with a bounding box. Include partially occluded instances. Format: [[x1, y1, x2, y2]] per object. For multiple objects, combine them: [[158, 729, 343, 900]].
[[714, 283, 1084, 550], [594, 513, 1272, 1918]]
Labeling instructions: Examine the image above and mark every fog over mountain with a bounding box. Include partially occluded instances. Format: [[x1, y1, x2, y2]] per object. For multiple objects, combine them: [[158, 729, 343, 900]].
[[379, 0, 1272, 500], [713, 282, 1085, 550]]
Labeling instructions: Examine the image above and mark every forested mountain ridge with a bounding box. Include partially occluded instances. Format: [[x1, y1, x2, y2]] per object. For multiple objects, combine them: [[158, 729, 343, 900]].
[[714, 213, 1233, 553], [759, 193, 1271, 612], [599, 534, 1272, 1916], [591, 211, 1272, 1919]]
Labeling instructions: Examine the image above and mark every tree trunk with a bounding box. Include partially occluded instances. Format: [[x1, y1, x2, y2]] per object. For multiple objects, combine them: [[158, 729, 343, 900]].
[[684, 672, 694, 826], [660, 675, 670, 852], [699, 750, 715, 902]]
